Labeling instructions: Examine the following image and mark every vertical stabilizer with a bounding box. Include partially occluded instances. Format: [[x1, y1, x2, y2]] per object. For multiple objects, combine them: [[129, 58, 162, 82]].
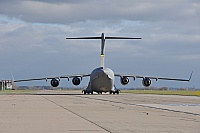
[[100, 54, 105, 68], [100, 33, 106, 68]]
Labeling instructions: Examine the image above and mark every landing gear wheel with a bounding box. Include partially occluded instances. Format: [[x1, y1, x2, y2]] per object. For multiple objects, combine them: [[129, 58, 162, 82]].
[[82, 90, 86, 95], [91, 91, 93, 94], [109, 91, 112, 94]]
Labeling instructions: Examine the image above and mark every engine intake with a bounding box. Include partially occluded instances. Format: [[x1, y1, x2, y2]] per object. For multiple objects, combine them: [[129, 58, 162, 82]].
[[142, 78, 151, 87], [120, 77, 129, 85], [72, 77, 81, 86], [51, 79, 59, 87]]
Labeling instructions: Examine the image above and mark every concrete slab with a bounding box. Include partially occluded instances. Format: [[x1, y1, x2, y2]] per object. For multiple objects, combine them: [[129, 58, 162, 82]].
[[0, 94, 108, 133], [0, 90, 199, 133]]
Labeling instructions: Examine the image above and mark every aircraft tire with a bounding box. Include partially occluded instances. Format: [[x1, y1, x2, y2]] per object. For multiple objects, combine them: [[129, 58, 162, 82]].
[[82, 90, 86, 95]]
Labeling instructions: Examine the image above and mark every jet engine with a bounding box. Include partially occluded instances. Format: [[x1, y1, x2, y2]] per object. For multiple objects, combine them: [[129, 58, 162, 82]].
[[120, 77, 129, 85], [51, 79, 59, 87], [72, 77, 81, 86], [142, 78, 151, 87]]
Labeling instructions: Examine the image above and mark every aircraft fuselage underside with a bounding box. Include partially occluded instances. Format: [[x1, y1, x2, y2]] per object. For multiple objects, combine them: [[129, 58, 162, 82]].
[[84, 67, 117, 94]]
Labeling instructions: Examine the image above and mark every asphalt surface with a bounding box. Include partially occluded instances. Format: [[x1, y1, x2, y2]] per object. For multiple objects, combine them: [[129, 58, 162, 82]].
[[0, 90, 199, 133]]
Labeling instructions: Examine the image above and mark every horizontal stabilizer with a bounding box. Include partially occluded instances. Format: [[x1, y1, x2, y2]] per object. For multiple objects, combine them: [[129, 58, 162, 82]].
[[106, 37, 142, 39], [66, 37, 101, 39], [66, 36, 142, 40], [66, 33, 142, 68]]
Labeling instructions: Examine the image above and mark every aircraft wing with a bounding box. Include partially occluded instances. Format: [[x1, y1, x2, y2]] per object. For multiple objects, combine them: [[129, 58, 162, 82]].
[[115, 71, 193, 82], [14, 74, 90, 82]]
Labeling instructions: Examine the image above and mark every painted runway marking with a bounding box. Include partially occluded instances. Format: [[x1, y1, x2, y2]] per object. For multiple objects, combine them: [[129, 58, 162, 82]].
[[163, 104, 200, 106]]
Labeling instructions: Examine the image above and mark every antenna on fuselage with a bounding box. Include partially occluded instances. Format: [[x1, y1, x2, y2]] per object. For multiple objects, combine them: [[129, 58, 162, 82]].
[[66, 33, 142, 68]]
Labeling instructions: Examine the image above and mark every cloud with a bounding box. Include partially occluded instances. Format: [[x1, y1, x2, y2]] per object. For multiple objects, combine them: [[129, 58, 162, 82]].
[[0, 0, 199, 24]]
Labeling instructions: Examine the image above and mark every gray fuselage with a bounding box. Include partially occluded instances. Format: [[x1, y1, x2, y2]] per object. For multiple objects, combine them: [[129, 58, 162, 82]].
[[86, 67, 115, 93]]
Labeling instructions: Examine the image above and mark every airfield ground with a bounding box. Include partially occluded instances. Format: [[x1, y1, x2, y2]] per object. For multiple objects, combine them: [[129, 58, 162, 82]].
[[122, 90, 200, 96], [0, 90, 199, 133]]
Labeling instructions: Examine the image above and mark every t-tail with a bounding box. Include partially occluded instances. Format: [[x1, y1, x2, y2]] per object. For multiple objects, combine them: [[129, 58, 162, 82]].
[[66, 33, 142, 68]]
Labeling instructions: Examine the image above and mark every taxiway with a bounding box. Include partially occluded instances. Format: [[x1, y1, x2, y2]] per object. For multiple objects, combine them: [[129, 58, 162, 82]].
[[0, 90, 199, 133]]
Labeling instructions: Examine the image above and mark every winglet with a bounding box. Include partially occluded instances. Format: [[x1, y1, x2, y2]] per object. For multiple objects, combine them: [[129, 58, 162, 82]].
[[188, 71, 193, 81]]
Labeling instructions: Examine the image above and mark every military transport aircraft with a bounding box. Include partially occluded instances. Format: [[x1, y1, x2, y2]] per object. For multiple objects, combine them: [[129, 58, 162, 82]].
[[14, 33, 192, 94]]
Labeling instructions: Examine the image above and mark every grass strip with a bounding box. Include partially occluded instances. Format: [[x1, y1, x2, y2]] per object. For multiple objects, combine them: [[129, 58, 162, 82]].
[[0, 90, 37, 95], [121, 90, 200, 97]]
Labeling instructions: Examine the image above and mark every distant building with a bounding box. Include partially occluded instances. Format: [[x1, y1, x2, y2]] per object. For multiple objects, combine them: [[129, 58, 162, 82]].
[[0, 80, 13, 90]]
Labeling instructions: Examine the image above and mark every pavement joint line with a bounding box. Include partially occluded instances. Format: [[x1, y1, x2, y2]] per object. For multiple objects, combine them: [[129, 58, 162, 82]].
[[76, 96, 200, 116], [41, 96, 112, 133]]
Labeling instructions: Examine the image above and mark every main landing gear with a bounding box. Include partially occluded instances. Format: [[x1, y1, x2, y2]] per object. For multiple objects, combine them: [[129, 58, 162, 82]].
[[82, 90, 120, 95], [109, 90, 120, 95], [82, 90, 93, 95]]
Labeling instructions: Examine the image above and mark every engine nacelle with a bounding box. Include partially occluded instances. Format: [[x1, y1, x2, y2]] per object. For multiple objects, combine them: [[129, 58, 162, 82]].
[[120, 77, 129, 85], [142, 78, 151, 87], [51, 79, 59, 87], [72, 77, 81, 86]]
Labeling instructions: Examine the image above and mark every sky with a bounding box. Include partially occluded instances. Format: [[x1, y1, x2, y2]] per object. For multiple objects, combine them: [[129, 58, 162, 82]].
[[0, 0, 199, 89]]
